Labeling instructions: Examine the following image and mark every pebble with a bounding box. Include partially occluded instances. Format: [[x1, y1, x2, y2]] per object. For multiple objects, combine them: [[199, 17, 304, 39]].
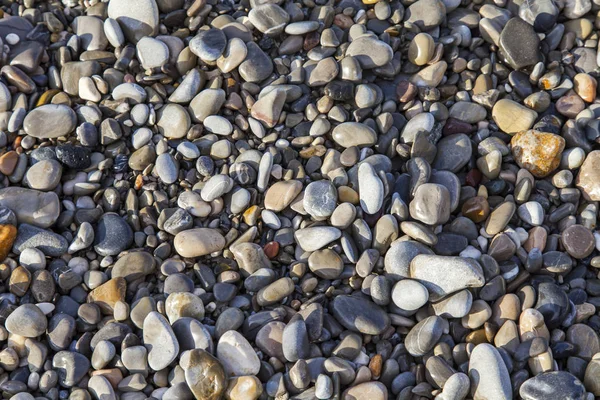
[[511, 130, 565, 177], [217, 330, 261, 377], [410, 255, 485, 301], [23, 105, 76, 139], [469, 344, 513, 399], [143, 311, 179, 371]]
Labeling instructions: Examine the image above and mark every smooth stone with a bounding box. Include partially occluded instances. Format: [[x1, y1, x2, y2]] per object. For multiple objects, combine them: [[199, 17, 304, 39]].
[[330, 295, 391, 335], [156, 103, 190, 139], [0, 188, 59, 228], [332, 122, 377, 148], [391, 279, 429, 312], [24, 160, 62, 191], [174, 228, 226, 257], [405, 0, 447, 29], [433, 134, 472, 173], [492, 99, 538, 135], [408, 33, 435, 66], [469, 343, 512, 400], [94, 213, 133, 256], [409, 183, 451, 225], [342, 382, 388, 400], [498, 17, 541, 70], [264, 180, 302, 211], [136, 36, 169, 69], [346, 36, 393, 69], [449, 101, 487, 123], [308, 249, 343, 280], [295, 226, 341, 252], [520, 371, 585, 400], [6, 304, 47, 337], [172, 318, 212, 352], [190, 28, 227, 62], [155, 153, 179, 184], [143, 311, 179, 371], [384, 240, 433, 281], [182, 349, 226, 400], [23, 105, 76, 139], [405, 316, 445, 356], [561, 225, 595, 259], [107, 0, 159, 43], [217, 38, 247, 73], [432, 289, 473, 318], [217, 330, 261, 377], [52, 351, 90, 387], [282, 314, 310, 362], [248, 4, 289, 36], [410, 255, 485, 301], [576, 150, 600, 201], [74, 16, 108, 51], [358, 163, 384, 214], [238, 42, 273, 83], [13, 223, 68, 257]]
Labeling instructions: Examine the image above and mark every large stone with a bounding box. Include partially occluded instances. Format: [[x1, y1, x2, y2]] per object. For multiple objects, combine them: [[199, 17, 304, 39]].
[[410, 255, 485, 301], [174, 228, 226, 257], [576, 150, 600, 201], [0, 188, 59, 228], [511, 130, 565, 178], [182, 349, 227, 400], [107, 0, 159, 43], [330, 295, 391, 335], [492, 99, 538, 135], [23, 105, 77, 139], [469, 344, 513, 400]]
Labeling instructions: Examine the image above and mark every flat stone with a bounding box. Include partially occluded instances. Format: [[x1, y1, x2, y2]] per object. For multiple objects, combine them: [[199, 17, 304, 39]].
[[6, 304, 47, 337], [13, 223, 68, 257], [433, 134, 472, 173], [0, 188, 59, 228], [499, 17, 541, 70], [23, 105, 77, 139], [410, 255, 485, 301], [346, 36, 393, 69], [521, 371, 585, 400], [174, 228, 226, 257], [330, 295, 391, 335], [492, 99, 538, 135], [107, 0, 159, 43], [94, 213, 133, 256], [190, 28, 227, 62]]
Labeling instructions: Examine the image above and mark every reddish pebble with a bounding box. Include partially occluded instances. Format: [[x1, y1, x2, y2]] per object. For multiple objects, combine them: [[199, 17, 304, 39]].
[[396, 80, 417, 102], [466, 168, 482, 187], [443, 118, 475, 136], [264, 241, 279, 259]]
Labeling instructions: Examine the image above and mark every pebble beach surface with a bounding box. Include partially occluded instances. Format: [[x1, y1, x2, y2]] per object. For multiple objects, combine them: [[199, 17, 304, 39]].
[[1, 0, 600, 399]]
